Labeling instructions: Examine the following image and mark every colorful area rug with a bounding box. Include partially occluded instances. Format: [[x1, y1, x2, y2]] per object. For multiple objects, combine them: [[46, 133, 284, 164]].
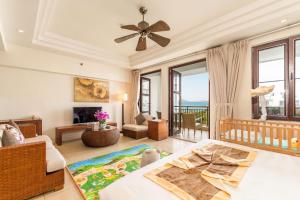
[[67, 144, 171, 200]]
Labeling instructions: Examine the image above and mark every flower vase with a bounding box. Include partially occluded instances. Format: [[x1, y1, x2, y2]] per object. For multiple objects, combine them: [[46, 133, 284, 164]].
[[99, 121, 107, 129]]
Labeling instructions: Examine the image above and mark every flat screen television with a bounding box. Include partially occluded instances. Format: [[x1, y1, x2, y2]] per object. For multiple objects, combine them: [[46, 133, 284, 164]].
[[73, 107, 102, 124]]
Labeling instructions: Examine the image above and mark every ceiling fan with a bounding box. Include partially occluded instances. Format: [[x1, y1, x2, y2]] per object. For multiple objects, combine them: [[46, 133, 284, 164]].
[[114, 7, 171, 51]]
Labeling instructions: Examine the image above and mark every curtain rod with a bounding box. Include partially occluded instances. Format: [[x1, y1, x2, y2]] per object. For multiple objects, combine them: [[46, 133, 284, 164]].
[[143, 21, 300, 69]]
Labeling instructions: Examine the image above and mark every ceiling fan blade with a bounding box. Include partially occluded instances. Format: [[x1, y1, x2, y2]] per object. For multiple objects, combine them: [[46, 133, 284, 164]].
[[148, 33, 170, 47], [121, 25, 140, 31], [146, 20, 170, 32], [114, 33, 139, 43], [136, 36, 147, 51]]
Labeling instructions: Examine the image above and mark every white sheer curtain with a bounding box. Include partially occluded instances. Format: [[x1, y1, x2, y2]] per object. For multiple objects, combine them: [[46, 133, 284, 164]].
[[129, 70, 141, 124], [207, 40, 248, 139]]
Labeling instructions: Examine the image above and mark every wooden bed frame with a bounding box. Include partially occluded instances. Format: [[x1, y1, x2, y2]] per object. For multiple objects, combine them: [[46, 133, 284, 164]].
[[220, 119, 300, 157]]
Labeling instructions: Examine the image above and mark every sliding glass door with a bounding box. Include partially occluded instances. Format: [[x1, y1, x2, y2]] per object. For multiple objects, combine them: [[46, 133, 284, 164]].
[[169, 70, 182, 136]]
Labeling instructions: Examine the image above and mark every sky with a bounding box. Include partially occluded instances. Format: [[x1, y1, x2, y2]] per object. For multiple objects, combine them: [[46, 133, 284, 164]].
[[181, 72, 209, 102]]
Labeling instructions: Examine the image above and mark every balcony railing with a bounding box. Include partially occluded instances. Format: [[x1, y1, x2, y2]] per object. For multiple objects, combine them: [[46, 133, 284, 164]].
[[173, 106, 209, 130]]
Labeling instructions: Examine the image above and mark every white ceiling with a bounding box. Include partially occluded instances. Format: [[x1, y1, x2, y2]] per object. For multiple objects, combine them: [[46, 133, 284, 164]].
[[48, 0, 256, 56], [1, 0, 300, 68]]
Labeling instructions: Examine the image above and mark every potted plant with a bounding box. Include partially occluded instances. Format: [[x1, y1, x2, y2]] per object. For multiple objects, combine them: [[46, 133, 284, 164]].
[[94, 110, 110, 129]]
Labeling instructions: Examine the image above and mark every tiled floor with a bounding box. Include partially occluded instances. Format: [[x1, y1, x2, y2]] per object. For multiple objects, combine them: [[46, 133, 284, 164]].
[[172, 130, 209, 142], [30, 135, 193, 200]]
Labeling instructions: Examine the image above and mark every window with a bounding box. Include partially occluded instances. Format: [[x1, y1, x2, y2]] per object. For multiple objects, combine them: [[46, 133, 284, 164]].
[[140, 77, 151, 114], [252, 35, 300, 120]]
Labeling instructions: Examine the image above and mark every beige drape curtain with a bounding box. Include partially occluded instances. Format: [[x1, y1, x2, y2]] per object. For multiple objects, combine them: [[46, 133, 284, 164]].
[[207, 47, 228, 139], [207, 40, 248, 139], [129, 70, 141, 124], [226, 40, 248, 117]]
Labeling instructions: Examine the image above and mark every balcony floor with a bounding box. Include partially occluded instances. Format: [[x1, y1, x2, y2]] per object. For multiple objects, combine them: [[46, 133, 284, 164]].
[[171, 129, 209, 143]]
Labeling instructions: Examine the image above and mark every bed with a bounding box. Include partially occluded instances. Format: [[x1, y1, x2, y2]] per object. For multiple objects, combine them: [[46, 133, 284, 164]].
[[99, 139, 300, 200]]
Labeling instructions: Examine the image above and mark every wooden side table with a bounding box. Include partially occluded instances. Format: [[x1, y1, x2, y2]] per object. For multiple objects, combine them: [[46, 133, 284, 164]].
[[148, 120, 168, 141]]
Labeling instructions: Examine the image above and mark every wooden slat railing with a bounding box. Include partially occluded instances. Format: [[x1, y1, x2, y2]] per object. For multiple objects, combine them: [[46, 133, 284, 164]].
[[220, 118, 300, 157]]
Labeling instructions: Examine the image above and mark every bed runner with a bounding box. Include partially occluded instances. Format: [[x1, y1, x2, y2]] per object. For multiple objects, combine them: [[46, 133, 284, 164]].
[[145, 144, 256, 200]]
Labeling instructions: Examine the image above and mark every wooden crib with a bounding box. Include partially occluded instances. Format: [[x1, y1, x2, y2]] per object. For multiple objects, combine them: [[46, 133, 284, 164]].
[[220, 119, 300, 156]]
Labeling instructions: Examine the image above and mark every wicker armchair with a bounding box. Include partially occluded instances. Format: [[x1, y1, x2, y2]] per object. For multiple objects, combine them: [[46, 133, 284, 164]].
[[0, 118, 64, 200], [181, 113, 202, 138]]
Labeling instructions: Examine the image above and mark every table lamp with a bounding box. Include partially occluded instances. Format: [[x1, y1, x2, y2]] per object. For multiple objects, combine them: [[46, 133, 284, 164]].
[[250, 85, 275, 120]]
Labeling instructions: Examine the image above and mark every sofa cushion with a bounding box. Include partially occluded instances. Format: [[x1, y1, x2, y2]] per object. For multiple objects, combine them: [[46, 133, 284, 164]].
[[123, 124, 148, 132], [135, 113, 146, 125], [25, 135, 53, 150], [46, 148, 66, 173]]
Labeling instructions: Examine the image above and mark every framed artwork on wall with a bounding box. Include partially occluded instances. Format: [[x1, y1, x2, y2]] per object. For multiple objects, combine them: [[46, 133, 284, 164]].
[[74, 77, 109, 102]]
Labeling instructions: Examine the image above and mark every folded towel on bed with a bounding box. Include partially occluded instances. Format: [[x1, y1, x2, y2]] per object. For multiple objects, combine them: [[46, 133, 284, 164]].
[[145, 144, 256, 200]]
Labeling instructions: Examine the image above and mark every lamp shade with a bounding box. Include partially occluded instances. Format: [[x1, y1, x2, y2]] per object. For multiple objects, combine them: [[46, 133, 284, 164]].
[[123, 93, 128, 102]]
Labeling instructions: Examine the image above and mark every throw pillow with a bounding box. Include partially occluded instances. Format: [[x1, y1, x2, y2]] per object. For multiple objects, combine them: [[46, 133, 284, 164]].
[[1, 125, 25, 146], [9, 120, 21, 131], [135, 113, 146, 125], [9, 120, 25, 142]]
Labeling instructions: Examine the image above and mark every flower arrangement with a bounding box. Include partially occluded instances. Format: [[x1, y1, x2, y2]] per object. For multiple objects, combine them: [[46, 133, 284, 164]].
[[94, 110, 110, 129]]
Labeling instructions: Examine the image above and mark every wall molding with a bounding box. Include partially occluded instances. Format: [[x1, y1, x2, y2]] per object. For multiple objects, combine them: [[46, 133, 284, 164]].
[[32, 0, 130, 68], [129, 0, 300, 68], [32, 0, 300, 69]]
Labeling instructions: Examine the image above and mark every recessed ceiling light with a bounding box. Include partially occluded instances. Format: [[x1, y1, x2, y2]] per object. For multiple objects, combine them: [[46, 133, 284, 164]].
[[281, 19, 287, 24], [18, 29, 24, 33]]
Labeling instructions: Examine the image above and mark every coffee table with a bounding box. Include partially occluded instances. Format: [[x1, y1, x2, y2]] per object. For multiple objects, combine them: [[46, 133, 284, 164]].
[[81, 126, 120, 147]]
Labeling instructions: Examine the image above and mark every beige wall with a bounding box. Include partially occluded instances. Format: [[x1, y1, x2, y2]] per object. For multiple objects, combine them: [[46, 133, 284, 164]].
[[0, 44, 130, 141]]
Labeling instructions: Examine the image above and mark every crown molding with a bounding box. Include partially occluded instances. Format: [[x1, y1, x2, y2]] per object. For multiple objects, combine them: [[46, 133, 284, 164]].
[[32, 0, 130, 68], [32, 0, 300, 69], [130, 0, 300, 68]]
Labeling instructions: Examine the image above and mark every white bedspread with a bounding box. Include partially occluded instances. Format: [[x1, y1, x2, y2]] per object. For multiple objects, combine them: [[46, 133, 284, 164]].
[[100, 139, 300, 200]]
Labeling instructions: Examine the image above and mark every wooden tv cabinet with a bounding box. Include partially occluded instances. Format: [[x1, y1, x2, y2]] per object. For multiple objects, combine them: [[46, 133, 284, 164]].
[[55, 122, 117, 146]]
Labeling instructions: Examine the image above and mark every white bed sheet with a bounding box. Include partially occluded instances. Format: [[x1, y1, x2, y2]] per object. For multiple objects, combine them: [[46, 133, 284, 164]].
[[99, 139, 300, 200]]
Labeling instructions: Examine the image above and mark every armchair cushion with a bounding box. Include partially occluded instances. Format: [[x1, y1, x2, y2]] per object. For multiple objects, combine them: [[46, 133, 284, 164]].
[[123, 124, 148, 132], [24, 134, 66, 172], [46, 147, 66, 173], [25, 135, 53, 149]]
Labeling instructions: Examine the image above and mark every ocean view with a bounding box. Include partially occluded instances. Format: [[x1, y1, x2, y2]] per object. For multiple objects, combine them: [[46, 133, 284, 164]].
[[181, 100, 209, 107]]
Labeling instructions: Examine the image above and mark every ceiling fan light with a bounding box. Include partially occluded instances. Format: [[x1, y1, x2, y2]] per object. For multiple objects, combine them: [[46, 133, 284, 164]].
[[115, 7, 171, 51]]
